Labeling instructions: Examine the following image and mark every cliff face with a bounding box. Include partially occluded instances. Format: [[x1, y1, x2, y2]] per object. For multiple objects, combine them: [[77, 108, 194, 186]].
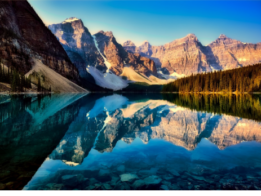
[[0, 0, 79, 83], [49, 18, 158, 78], [123, 34, 261, 76], [208, 34, 261, 70], [93, 31, 157, 76], [48, 18, 106, 76]]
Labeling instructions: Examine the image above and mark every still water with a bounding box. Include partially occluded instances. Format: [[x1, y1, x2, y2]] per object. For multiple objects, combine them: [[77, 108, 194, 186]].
[[0, 93, 261, 190]]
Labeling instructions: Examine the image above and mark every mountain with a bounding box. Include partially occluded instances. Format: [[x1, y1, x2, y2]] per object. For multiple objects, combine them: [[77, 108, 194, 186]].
[[48, 17, 106, 76], [0, 0, 87, 93], [49, 19, 166, 91], [123, 34, 261, 76]]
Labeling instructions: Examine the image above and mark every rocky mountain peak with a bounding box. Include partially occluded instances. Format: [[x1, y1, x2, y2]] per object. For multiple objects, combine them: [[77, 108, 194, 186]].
[[123, 40, 136, 47], [184, 33, 198, 41], [141, 40, 151, 46], [218, 34, 229, 39]]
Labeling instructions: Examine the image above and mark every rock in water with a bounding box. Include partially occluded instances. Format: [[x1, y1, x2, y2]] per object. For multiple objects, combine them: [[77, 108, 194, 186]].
[[160, 185, 169, 190], [116, 165, 125, 173], [120, 173, 139, 183], [144, 175, 162, 187], [102, 183, 112, 190], [167, 169, 180, 177], [114, 182, 131, 190], [97, 169, 111, 182], [61, 174, 84, 186], [132, 180, 146, 190]]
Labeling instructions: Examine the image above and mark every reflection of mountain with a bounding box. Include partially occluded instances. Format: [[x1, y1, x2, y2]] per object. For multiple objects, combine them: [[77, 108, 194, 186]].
[[49, 95, 261, 166], [0, 94, 88, 190]]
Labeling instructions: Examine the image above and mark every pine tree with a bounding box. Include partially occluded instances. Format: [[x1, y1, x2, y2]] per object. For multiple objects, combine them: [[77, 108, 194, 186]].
[[37, 77, 41, 92]]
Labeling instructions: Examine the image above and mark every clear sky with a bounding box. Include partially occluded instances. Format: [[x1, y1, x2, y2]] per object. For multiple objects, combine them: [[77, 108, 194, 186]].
[[28, 0, 261, 46]]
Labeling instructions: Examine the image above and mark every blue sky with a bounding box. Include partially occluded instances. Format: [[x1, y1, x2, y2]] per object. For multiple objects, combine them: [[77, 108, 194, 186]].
[[28, 0, 261, 46]]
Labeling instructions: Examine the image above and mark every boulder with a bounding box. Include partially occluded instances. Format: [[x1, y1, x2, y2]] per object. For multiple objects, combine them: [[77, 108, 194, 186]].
[[114, 182, 131, 190], [102, 183, 112, 190], [132, 180, 146, 190], [160, 185, 169, 190], [61, 174, 84, 186], [97, 169, 111, 182], [120, 173, 139, 183], [116, 165, 125, 173], [167, 169, 180, 177], [144, 175, 162, 185]]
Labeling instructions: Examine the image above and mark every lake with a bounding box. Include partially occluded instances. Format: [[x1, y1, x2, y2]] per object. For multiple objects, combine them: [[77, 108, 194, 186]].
[[0, 93, 261, 190]]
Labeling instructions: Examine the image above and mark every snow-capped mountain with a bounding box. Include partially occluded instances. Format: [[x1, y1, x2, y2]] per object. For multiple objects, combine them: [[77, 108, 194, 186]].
[[49, 18, 171, 91]]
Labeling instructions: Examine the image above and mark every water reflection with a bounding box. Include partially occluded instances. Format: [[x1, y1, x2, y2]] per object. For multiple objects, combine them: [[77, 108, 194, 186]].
[[0, 93, 261, 190]]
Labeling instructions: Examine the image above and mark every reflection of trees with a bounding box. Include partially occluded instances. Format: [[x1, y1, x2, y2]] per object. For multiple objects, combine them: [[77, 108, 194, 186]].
[[163, 94, 261, 122]]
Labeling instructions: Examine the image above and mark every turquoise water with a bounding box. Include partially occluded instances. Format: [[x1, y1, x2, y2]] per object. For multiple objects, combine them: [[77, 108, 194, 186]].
[[0, 93, 261, 190]]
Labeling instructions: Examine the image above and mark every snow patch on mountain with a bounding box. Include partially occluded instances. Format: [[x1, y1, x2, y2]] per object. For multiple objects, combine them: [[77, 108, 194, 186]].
[[92, 35, 112, 71], [86, 66, 128, 91], [62, 17, 80, 24]]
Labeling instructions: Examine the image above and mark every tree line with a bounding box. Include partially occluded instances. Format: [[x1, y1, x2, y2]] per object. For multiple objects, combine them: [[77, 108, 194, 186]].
[[162, 63, 261, 93], [0, 61, 31, 92], [0, 61, 51, 92]]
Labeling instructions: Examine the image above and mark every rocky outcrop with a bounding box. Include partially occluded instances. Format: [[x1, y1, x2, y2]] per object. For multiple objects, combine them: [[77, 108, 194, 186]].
[[0, 0, 79, 83], [207, 34, 261, 70], [123, 34, 261, 76], [49, 18, 158, 78], [48, 18, 106, 76], [93, 31, 157, 77]]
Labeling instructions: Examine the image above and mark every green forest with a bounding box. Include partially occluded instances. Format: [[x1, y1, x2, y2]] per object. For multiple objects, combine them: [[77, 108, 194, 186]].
[[0, 62, 32, 92], [162, 63, 261, 93], [0, 62, 51, 92]]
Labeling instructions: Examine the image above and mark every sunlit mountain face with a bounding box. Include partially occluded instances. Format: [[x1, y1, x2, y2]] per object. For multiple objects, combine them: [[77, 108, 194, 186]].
[[1, 94, 261, 190]]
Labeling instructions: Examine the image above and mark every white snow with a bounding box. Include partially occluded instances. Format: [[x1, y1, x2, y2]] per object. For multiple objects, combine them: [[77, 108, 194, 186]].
[[87, 66, 128, 91], [62, 17, 80, 24], [92, 35, 112, 71]]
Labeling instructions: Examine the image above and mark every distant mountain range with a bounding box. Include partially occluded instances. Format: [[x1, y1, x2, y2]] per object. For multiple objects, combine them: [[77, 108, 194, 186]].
[[0, 0, 261, 92], [123, 34, 261, 76]]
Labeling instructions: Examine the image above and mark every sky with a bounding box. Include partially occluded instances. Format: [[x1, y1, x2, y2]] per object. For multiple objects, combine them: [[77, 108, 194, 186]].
[[28, 0, 261, 46]]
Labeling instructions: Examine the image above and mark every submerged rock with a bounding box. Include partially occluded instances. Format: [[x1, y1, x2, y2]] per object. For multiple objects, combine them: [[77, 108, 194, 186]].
[[61, 174, 84, 186], [116, 165, 125, 173], [110, 176, 120, 186], [97, 169, 111, 182], [132, 180, 146, 190], [102, 183, 112, 190], [114, 182, 131, 190], [167, 169, 180, 177], [120, 173, 138, 183], [160, 185, 169, 190], [144, 175, 162, 185], [46, 183, 65, 190]]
